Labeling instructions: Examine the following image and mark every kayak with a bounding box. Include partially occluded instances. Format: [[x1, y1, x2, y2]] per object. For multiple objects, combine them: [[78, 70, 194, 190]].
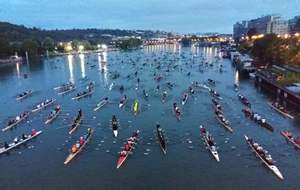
[[45, 106, 62, 124], [268, 102, 294, 119], [32, 98, 56, 112], [116, 130, 139, 169], [244, 135, 284, 180], [64, 129, 94, 165], [93, 99, 109, 111], [0, 130, 42, 155], [132, 100, 140, 115], [200, 126, 220, 162], [156, 125, 167, 154], [2, 111, 30, 132]]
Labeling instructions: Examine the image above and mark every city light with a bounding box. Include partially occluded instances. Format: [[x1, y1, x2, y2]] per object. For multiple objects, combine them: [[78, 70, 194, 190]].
[[78, 45, 84, 52], [295, 33, 299, 37]]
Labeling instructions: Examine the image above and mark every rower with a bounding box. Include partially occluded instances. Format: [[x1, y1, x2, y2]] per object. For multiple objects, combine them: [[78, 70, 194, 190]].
[[71, 144, 78, 153], [21, 133, 26, 140], [124, 143, 130, 151], [14, 137, 19, 144], [79, 136, 85, 145], [4, 142, 9, 149], [31, 129, 37, 136], [78, 109, 82, 117]]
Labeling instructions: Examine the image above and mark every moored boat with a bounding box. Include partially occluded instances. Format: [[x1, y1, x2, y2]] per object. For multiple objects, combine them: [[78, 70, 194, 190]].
[[200, 125, 220, 162], [268, 102, 294, 119], [244, 135, 284, 180], [2, 111, 30, 132], [281, 130, 300, 150], [64, 128, 94, 165], [0, 129, 42, 155], [116, 130, 139, 169]]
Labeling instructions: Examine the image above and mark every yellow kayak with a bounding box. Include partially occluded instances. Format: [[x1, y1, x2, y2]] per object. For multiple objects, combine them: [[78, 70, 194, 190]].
[[133, 100, 139, 114]]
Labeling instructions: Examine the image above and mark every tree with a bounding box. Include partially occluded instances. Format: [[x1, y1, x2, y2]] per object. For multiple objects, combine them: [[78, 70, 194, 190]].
[[0, 38, 11, 58], [43, 37, 55, 51], [21, 39, 39, 56]]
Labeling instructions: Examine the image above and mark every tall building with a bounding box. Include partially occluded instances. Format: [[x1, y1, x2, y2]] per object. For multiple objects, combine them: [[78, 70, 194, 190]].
[[233, 21, 248, 39], [289, 16, 300, 34], [233, 14, 289, 39]]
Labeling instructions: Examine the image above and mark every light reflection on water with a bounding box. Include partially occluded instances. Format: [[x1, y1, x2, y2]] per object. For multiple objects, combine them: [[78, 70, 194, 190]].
[[67, 54, 74, 83]]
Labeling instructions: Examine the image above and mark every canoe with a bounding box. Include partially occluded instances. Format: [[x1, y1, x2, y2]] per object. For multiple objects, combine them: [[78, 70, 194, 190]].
[[64, 129, 94, 165], [69, 113, 83, 135], [2, 111, 30, 132], [32, 99, 56, 112], [0, 131, 42, 155], [45, 106, 61, 124]]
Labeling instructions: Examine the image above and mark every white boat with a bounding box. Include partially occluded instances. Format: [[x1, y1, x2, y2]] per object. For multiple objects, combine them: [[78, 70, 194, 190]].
[[57, 86, 76, 95], [16, 90, 32, 101], [244, 135, 284, 180], [2, 111, 30, 132], [182, 93, 189, 105], [0, 131, 42, 155], [72, 90, 93, 100], [32, 99, 56, 113], [93, 99, 108, 111]]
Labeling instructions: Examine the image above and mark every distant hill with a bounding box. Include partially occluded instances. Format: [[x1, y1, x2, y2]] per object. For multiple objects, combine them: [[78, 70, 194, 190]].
[[0, 21, 168, 42]]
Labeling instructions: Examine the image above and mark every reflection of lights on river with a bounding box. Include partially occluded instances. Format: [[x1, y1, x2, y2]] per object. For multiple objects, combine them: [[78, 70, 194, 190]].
[[235, 70, 240, 85], [100, 51, 108, 84], [79, 53, 86, 78], [16, 62, 20, 78], [67, 54, 75, 83]]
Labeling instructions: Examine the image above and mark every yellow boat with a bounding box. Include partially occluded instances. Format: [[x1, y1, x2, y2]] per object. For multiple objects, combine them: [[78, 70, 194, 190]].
[[133, 100, 139, 115]]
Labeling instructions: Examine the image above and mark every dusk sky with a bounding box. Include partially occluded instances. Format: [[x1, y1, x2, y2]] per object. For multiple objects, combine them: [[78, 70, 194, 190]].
[[0, 0, 299, 33]]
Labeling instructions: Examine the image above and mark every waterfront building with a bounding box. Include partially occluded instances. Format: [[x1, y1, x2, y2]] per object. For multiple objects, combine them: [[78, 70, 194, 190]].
[[288, 16, 300, 34]]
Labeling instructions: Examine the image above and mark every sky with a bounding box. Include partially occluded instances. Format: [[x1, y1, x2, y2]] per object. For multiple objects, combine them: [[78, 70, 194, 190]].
[[0, 0, 300, 33]]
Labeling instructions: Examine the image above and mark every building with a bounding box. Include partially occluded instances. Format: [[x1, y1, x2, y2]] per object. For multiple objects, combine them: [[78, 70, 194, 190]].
[[289, 16, 300, 34], [233, 21, 248, 39], [233, 14, 289, 39]]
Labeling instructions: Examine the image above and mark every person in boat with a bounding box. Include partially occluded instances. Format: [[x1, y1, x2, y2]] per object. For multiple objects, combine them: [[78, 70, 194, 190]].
[[124, 143, 130, 151], [31, 129, 37, 136], [189, 86, 194, 94], [4, 142, 9, 149], [120, 150, 127, 157], [14, 137, 19, 144], [71, 144, 78, 153], [21, 133, 27, 140], [16, 115, 20, 121], [200, 127, 206, 134], [120, 85, 124, 92], [79, 136, 85, 146]]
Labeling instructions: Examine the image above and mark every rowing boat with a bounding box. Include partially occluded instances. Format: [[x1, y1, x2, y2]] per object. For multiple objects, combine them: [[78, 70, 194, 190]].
[[93, 98, 108, 111], [111, 115, 119, 137], [64, 129, 94, 165], [0, 130, 42, 155], [268, 102, 294, 119], [132, 99, 140, 115], [54, 82, 73, 90], [45, 106, 61, 124], [57, 86, 76, 95], [156, 124, 167, 154], [16, 90, 32, 101], [182, 93, 188, 105], [244, 135, 284, 180], [32, 98, 56, 112], [2, 111, 30, 132], [200, 126, 220, 162], [116, 130, 139, 169], [242, 108, 274, 132], [69, 111, 83, 134], [72, 90, 93, 100], [173, 105, 181, 121], [119, 96, 128, 108], [281, 131, 300, 150], [215, 113, 233, 133]]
